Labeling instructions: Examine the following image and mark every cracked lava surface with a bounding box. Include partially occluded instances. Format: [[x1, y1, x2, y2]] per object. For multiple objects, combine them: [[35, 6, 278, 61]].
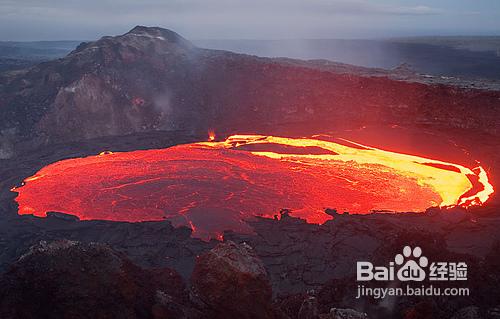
[[12, 135, 494, 240]]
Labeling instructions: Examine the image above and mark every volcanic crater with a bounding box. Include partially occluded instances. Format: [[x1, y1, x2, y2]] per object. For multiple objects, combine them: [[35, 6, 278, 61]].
[[1, 26, 500, 318]]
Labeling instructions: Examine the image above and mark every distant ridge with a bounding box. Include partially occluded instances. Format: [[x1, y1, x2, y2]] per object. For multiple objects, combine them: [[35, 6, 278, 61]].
[[0, 26, 499, 159]]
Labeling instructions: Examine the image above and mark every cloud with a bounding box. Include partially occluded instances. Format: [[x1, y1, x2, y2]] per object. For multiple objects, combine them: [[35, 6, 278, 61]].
[[379, 5, 442, 16], [295, 1, 442, 16], [0, 0, 496, 40], [0, 0, 442, 17]]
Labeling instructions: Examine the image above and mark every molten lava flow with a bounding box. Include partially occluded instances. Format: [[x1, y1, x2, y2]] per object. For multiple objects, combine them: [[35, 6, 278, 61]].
[[458, 166, 494, 207], [12, 135, 493, 240]]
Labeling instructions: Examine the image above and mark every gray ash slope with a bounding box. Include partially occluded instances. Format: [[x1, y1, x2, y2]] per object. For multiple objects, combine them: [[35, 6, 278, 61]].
[[1, 26, 500, 159]]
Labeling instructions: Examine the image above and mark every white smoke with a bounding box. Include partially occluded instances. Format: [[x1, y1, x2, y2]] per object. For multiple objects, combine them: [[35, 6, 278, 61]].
[[152, 90, 175, 130]]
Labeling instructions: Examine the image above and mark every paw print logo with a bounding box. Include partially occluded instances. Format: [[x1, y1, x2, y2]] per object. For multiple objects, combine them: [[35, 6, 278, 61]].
[[395, 246, 428, 281]]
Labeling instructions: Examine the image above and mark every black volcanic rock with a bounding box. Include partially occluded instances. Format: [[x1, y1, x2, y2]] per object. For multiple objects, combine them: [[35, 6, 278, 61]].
[[191, 241, 280, 319], [1, 26, 500, 158], [0, 240, 194, 319]]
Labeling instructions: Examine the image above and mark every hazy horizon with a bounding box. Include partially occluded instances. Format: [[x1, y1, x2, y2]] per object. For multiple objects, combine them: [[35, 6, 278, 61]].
[[2, 35, 500, 43]]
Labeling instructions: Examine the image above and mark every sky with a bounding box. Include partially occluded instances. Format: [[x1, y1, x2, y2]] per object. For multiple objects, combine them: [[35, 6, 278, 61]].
[[0, 0, 499, 41]]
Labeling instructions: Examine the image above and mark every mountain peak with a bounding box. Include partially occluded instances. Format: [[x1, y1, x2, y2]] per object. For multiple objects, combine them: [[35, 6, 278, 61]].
[[125, 26, 192, 46], [70, 26, 195, 57]]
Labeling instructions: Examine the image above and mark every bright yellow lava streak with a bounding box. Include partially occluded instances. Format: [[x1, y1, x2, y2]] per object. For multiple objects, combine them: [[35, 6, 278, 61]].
[[201, 135, 493, 208]]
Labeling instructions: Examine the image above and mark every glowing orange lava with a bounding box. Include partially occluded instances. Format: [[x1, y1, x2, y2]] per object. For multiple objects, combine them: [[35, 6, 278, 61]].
[[208, 129, 216, 142], [12, 135, 494, 240]]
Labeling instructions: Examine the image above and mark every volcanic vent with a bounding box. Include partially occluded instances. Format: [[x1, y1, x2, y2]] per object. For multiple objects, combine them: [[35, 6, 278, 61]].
[[12, 135, 493, 240]]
